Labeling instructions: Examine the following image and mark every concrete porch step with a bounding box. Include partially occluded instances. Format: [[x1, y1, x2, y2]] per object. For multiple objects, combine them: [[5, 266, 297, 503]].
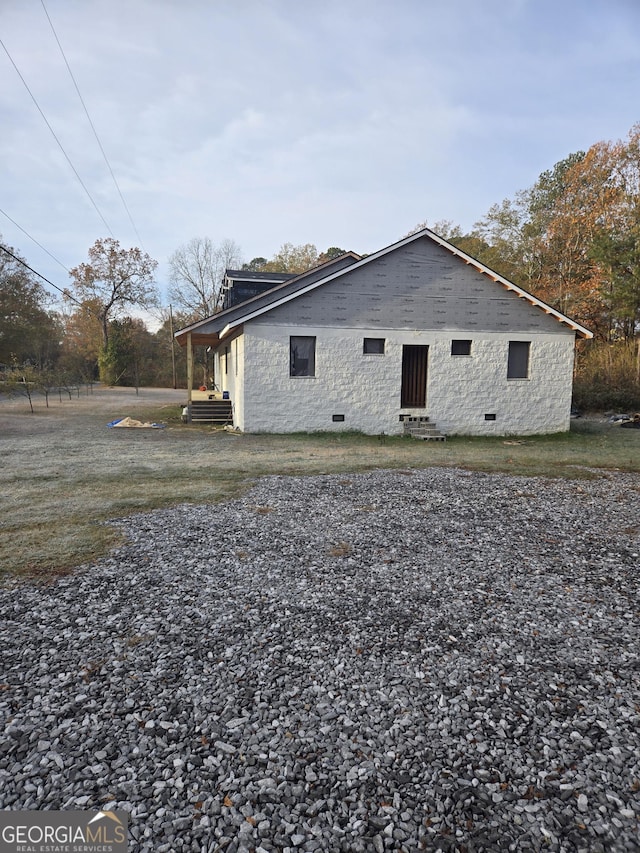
[[402, 415, 446, 441], [410, 431, 447, 441], [189, 399, 233, 424]]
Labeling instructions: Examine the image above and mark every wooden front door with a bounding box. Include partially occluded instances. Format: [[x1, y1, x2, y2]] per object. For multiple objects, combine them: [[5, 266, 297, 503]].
[[401, 345, 429, 408]]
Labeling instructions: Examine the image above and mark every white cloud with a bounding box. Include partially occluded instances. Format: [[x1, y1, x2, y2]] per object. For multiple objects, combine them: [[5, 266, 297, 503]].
[[1, 0, 639, 309]]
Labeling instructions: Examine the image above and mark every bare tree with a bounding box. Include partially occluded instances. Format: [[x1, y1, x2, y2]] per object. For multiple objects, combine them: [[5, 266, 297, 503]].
[[68, 238, 158, 350], [404, 220, 463, 241], [168, 237, 243, 320]]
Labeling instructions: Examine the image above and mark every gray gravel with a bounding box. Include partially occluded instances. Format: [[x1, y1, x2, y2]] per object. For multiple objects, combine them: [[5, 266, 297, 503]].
[[2, 467, 640, 852]]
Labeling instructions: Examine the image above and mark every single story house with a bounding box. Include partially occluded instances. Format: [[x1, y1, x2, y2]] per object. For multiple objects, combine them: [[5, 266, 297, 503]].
[[175, 228, 592, 436]]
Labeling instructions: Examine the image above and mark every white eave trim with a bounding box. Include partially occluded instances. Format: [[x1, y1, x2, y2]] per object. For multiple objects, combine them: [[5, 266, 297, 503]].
[[225, 275, 290, 284], [447, 241, 593, 338]]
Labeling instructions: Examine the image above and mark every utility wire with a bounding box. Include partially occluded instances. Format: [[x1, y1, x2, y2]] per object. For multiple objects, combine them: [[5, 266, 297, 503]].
[[0, 206, 70, 272], [0, 37, 115, 238], [0, 242, 85, 309], [40, 0, 146, 251]]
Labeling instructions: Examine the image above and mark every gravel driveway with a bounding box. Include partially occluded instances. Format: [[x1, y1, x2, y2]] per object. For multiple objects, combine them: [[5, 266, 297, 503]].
[[2, 467, 640, 852]]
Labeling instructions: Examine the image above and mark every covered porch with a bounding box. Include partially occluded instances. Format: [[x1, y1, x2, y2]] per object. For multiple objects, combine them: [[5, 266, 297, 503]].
[[184, 391, 233, 425], [175, 329, 233, 425]]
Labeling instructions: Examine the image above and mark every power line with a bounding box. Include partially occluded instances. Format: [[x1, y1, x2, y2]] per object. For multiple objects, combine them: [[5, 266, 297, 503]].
[[0, 242, 84, 309], [0, 206, 69, 273], [40, 0, 147, 252], [0, 37, 115, 238]]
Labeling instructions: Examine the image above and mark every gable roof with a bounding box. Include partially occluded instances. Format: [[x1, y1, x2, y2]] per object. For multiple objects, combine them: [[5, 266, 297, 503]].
[[174, 251, 362, 346], [174, 230, 592, 346]]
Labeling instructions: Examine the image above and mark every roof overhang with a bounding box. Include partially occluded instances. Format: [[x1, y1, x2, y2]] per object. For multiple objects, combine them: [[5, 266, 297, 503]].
[[174, 329, 220, 347], [174, 252, 362, 347]]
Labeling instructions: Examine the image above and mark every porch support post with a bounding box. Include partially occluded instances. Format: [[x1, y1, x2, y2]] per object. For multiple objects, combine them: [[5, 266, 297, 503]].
[[186, 332, 193, 421]]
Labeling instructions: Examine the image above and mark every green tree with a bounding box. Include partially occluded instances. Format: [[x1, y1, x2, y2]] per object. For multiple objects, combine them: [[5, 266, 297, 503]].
[[2, 363, 39, 412], [242, 257, 268, 272], [245, 245, 350, 273], [262, 243, 319, 273], [316, 247, 348, 264], [0, 241, 62, 367], [587, 125, 640, 339], [58, 297, 103, 381], [99, 317, 157, 388], [592, 227, 640, 339], [470, 197, 532, 284], [526, 150, 610, 327]]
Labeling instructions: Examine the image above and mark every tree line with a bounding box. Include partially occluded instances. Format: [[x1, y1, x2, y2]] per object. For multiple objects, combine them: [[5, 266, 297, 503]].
[[3, 122, 640, 409], [406, 123, 640, 409], [417, 123, 640, 345], [0, 235, 349, 395]]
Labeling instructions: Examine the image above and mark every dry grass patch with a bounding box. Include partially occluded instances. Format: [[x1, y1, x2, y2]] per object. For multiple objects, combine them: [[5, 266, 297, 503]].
[[328, 541, 353, 557], [2, 388, 640, 579]]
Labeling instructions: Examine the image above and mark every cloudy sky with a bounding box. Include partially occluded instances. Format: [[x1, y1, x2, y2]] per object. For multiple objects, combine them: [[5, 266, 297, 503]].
[[1, 0, 639, 311]]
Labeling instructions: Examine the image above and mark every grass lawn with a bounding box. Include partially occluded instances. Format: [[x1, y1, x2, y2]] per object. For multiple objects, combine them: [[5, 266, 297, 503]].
[[1, 386, 639, 580]]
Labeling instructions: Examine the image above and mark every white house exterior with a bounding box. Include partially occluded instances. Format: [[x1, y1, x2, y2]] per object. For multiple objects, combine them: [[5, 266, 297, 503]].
[[175, 229, 592, 436]]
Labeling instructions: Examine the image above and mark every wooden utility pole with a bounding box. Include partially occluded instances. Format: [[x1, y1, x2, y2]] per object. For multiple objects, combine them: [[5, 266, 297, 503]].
[[169, 304, 177, 389]]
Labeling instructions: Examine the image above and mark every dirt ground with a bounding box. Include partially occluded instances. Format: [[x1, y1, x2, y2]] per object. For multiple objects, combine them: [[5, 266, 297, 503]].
[[0, 384, 401, 484], [0, 387, 195, 480], [0, 384, 186, 426]]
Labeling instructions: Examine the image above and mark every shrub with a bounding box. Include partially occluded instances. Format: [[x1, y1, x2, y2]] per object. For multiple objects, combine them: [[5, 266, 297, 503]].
[[573, 340, 640, 411]]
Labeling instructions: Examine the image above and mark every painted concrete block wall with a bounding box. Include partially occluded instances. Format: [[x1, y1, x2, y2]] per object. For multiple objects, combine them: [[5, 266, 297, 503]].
[[427, 335, 575, 435], [229, 335, 245, 430], [216, 334, 245, 429], [240, 324, 576, 435], [242, 325, 399, 434]]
